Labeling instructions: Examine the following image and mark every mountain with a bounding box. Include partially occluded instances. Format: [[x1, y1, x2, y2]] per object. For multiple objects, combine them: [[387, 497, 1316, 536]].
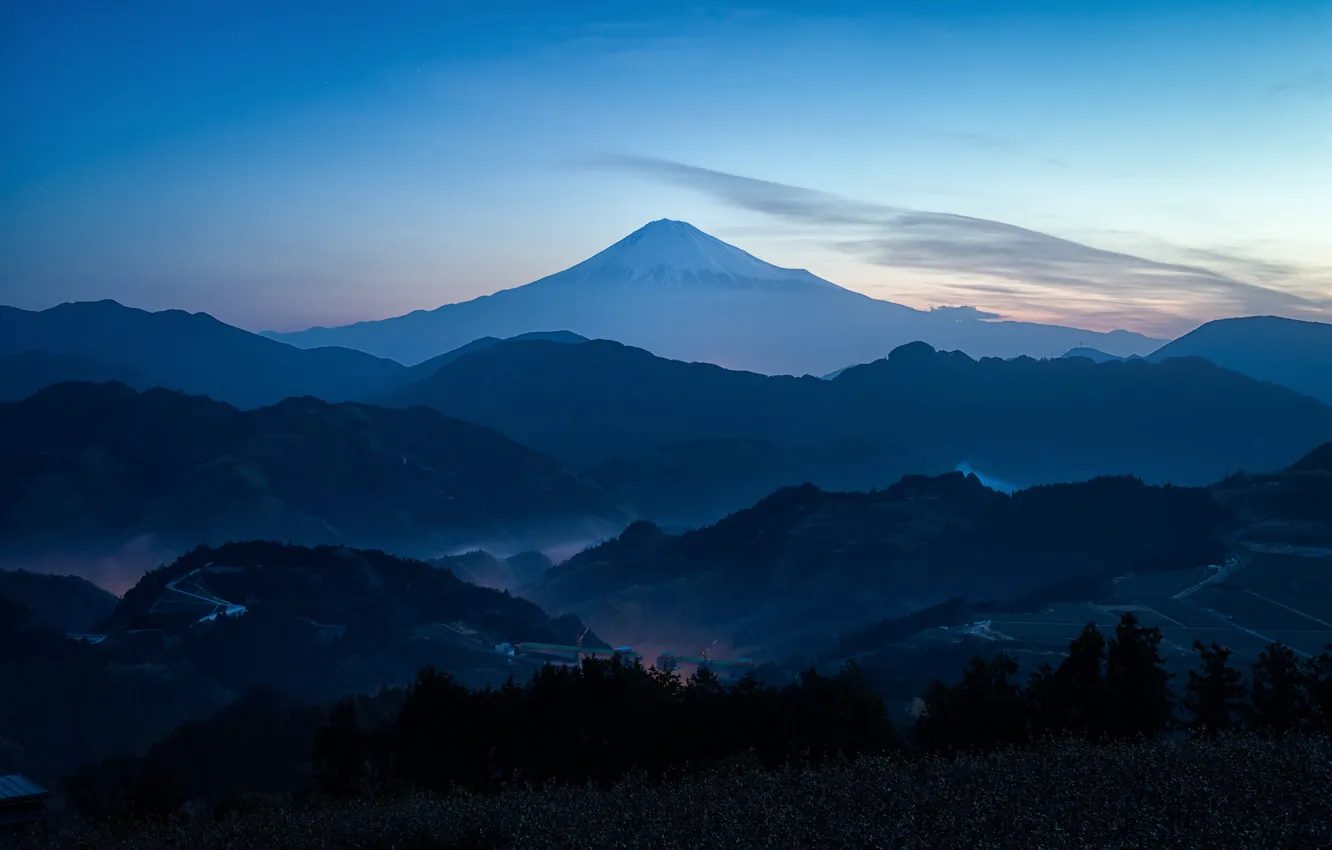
[[0, 351, 159, 402], [266, 220, 1161, 376], [584, 437, 931, 527], [0, 301, 407, 408], [1061, 347, 1125, 363], [2, 542, 604, 784], [522, 473, 1233, 659], [387, 337, 1332, 491], [108, 542, 598, 648], [1211, 441, 1332, 545], [1147, 316, 1332, 404], [394, 330, 588, 387], [430, 549, 555, 592], [0, 382, 627, 567], [0, 570, 118, 632]]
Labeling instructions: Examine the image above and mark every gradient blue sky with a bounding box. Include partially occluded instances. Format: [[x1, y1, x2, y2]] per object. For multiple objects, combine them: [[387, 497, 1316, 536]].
[[2, 1, 1328, 337]]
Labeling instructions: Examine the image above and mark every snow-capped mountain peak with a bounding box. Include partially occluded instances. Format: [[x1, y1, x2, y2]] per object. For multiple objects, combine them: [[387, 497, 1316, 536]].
[[535, 219, 845, 292]]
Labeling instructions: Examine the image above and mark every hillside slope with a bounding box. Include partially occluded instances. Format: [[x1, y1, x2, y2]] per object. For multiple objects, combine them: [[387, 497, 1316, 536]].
[[1148, 316, 1332, 404], [0, 382, 627, 561], [525, 472, 1233, 657], [0, 301, 407, 408], [390, 338, 1332, 488]]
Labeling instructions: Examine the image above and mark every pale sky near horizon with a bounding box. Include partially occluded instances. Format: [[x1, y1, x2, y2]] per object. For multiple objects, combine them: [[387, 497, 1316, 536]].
[[2, 1, 1329, 338]]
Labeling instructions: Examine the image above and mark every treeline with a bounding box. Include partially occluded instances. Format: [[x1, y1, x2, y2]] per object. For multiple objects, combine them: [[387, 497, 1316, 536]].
[[67, 660, 895, 821], [61, 613, 1332, 825], [916, 613, 1332, 750]]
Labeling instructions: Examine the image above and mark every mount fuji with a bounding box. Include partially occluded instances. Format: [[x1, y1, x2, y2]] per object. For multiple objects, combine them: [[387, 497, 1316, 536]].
[[266, 220, 1161, 376]]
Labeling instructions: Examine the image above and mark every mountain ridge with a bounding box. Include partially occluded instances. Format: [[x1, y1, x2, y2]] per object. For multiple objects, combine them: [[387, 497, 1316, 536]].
[[386, 336, 1332, 494], [1147, 315, 1332, 404], [264, 220, 1163, 374], [0, 300, 407, 409], [0, 382, 628, 567]]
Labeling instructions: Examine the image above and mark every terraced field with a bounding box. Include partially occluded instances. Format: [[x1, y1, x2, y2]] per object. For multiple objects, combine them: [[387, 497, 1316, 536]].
[[917, 547, 1332, 676]]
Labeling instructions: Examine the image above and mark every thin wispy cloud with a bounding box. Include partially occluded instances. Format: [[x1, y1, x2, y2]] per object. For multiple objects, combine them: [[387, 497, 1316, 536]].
[[1268, 69, 1331, 97], [594, 154, 1332, 334]]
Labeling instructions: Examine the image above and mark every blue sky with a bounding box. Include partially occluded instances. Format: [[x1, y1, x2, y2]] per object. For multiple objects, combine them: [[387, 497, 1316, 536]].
[[2, 1, 1328, 336]]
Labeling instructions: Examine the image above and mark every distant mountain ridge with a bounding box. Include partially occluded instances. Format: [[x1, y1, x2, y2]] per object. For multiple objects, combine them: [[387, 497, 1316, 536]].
[[387, 336, 1332, 494], [265, 219, 1162, 375], [0, 351, 159, 401], [0, 301, 406, 408], [1147, 315, 1332, 404], [1061, 347, 1126, 363], [0, 301, 595, 408]]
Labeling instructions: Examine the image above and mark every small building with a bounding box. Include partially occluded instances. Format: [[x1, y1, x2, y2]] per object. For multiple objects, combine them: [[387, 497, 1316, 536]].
[[0, 774, 50, 830]]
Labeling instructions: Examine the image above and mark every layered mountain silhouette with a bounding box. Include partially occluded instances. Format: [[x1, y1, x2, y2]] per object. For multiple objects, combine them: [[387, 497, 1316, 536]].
[[0, 382, 627, 562], [522, 472, 1234, 657], [1212, 441, 1332, 546], [0, 301, 406, 408], [0, 351, 158, 402], [1147, 315, 1332, 404], [526, 442, 1329, 659], [430, 548, 556, 592], [584, 438, 931, 527], [266, 219, 1161, 375], [108, 542, 598, 651], [387, 337, 1332, 494], [1061, 347, 1126, 363], [0, 569, 118, 633], [0, 301, 596, 408]]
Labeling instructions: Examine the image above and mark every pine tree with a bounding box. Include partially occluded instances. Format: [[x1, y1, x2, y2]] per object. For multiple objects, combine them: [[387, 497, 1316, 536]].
[[1183, 641, 1245, 737], [1028, 622, 1112, 739], [1249, 643, 1310, 736], [914, 653, 1026, 751], [311, 698, 368, 798], [1105, 613, 1175, 738]]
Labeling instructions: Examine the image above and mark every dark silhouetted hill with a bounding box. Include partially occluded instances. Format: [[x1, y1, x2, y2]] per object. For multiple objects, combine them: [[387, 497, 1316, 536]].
[[525, 472, 1233, 656], [389, 338, 1332, 487], [0, 301, 407, 408], [398, 330, 588, 385], [584, 437, 931, 526], [1293, 442, 1332, 473], [1212, 441, 1332, 545], [1, 541, 602, 784], [1147, 316, 1332, 404], [1061, 347, 1125, 363], [0, 351, 159, 401], [0, 382, 627, 560], [0, 569, 118, 632], [389, 339, 832, 466], [431, 549, 556, 592], [108, 542, 598, 648]]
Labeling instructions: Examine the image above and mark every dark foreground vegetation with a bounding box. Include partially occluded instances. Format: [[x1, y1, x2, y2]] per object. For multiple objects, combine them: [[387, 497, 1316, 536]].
[[8, 611, 1331, 848], [18, 734, 1332, 849]]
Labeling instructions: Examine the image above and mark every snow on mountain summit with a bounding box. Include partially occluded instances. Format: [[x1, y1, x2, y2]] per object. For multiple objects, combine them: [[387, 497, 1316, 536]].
[[534, 219, 846, 292]]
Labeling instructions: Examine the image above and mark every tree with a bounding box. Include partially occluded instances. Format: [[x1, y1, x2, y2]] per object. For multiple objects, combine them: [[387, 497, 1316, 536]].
[[1105, 613, 1174, 738], [914, 653, 1027, 751], [1183, 641, 1245, 736], [311, 699, 369, 798], [1249, 643, 1309, 736], [1027, 622, 1111, 739], [1301, 645, 1332, 733]]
